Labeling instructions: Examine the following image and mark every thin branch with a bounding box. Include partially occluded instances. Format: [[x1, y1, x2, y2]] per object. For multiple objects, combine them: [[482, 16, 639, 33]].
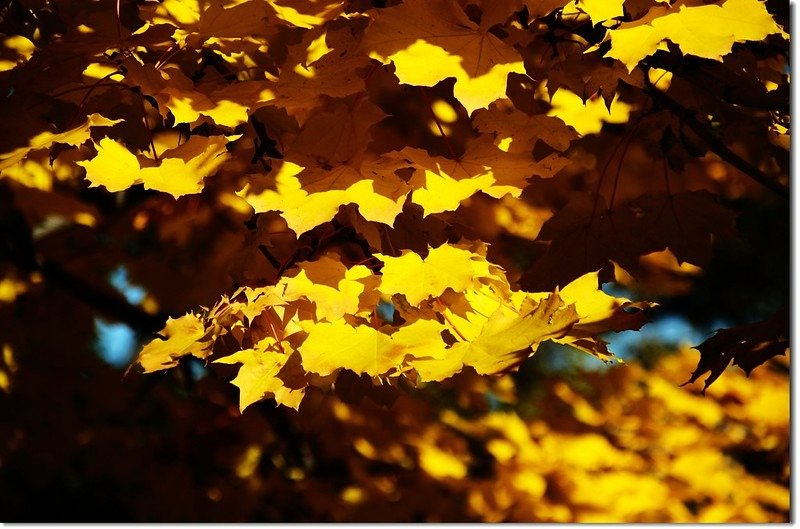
[[258, 244, 282, 270], [115, 0, 123, 44], [40, 259, 167, 334], [645, 75, 788, 199]]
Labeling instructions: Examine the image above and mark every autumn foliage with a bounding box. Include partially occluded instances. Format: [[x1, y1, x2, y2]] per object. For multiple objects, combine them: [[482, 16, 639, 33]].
[[0, 0, 790, 522]]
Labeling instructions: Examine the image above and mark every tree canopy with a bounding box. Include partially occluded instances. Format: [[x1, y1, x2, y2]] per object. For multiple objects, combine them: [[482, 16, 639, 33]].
[[0, 0, 789, 522]]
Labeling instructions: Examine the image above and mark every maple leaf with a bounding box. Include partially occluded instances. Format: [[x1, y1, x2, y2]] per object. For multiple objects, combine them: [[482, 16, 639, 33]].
[[77, 138, 141, 192], [299, 319, 402, 377], [286, 97, 387, 167], [546, 88, 633, 136], [362, 0, 526, 113], [139, 135, 231, 197], [556, 271, 652, 335], [457, 292, 580, 374], [215, 342, 305, 411], [0, 114, 122, 172], [604, 0, 785, 72], [375, 244, 481, 306], [567, 0, 624, 25], [546, 270, 655, 361], [395, 135, 569, 215], [684, 305, 789, 392], [136, 313, 211, 372], [522, 191, 737, 291], [79, 135, 231, 198], [239, 160, 407, 234], [473, 102, 578, 153], [280, 257, 374, 321], [272, 39, 372, 122], [541, 50, 644, 107]]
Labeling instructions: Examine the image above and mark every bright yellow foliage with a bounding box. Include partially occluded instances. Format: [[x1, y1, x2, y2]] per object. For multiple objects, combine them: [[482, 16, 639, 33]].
[[215, 342, 304, 410], [140, 135, 231, 197], [547, 88, 632, 136], [605, 0, 785, 71], [375, 244, 478, 305], [134, 242, 650, 409], [569, 0, 624, 25], [239, 161, 407, 235], [306, 349, 788, 522], [363, 0, 525, 114], [381, 39, 526, 114], [282, 258, 374, 321], [78, 135, 230, 198], [299, 319, 401, 376], [77, 138, 141, 192], [136, 313, 210, 372], [0, 114, 121, 172]]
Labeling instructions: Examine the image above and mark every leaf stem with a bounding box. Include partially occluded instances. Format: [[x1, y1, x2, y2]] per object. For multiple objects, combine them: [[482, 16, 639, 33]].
[[419, 87, 458, 160], [136, 89, 159, 162], [440, 309, 468, 342], [64, 70, 123, 128], [607, 130, 636, 211], [115, 0, 123, 44], [264, 311, 285, 354]]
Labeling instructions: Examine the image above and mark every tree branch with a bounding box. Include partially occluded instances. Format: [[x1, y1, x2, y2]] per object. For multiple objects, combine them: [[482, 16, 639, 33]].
[[39, 259, 168, 334], [644, 76, 788, 199], [645, 53, 789, 114]]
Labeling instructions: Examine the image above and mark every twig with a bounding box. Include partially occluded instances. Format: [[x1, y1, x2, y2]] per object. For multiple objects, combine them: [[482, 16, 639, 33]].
[[644, 74, 788, 199]]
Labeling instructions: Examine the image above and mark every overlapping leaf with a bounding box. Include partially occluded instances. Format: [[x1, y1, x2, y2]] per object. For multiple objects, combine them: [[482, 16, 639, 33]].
[[604, 0, 786, 71], [134, 243, 652, 410], [362, 0, 526, 113]]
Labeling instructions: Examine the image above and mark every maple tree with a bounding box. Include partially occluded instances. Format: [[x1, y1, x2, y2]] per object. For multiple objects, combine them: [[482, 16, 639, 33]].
[[0, 0, 789, 522]]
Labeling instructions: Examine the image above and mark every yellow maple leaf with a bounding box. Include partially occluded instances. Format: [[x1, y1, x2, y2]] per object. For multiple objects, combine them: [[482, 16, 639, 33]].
[[384, 40, 526, 115], [238, 161, 406, 235], [458, 292, 579, 374], [299, 319, 402, 377], [136, 313, 210, 372], [528, 271, 655, 361], [556, 271, 639, 331], [375, 244, 479, 306], [140, 135, 230, 197], [392, 318, 450, 365], [411, 169, 496, 215], [363, 0, 525, 114], [281, 258, 374, 321], [77, 138, 141, 192], [605, 0, 785, 72], [299, 317, 454, 378], [547, 88, 632, 136], [1, 114, 121, 172], [79, 135, 230, 198], [398, 135, 568, 215], [566, 0, 624, 25], [214, 344, 305, 411]]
